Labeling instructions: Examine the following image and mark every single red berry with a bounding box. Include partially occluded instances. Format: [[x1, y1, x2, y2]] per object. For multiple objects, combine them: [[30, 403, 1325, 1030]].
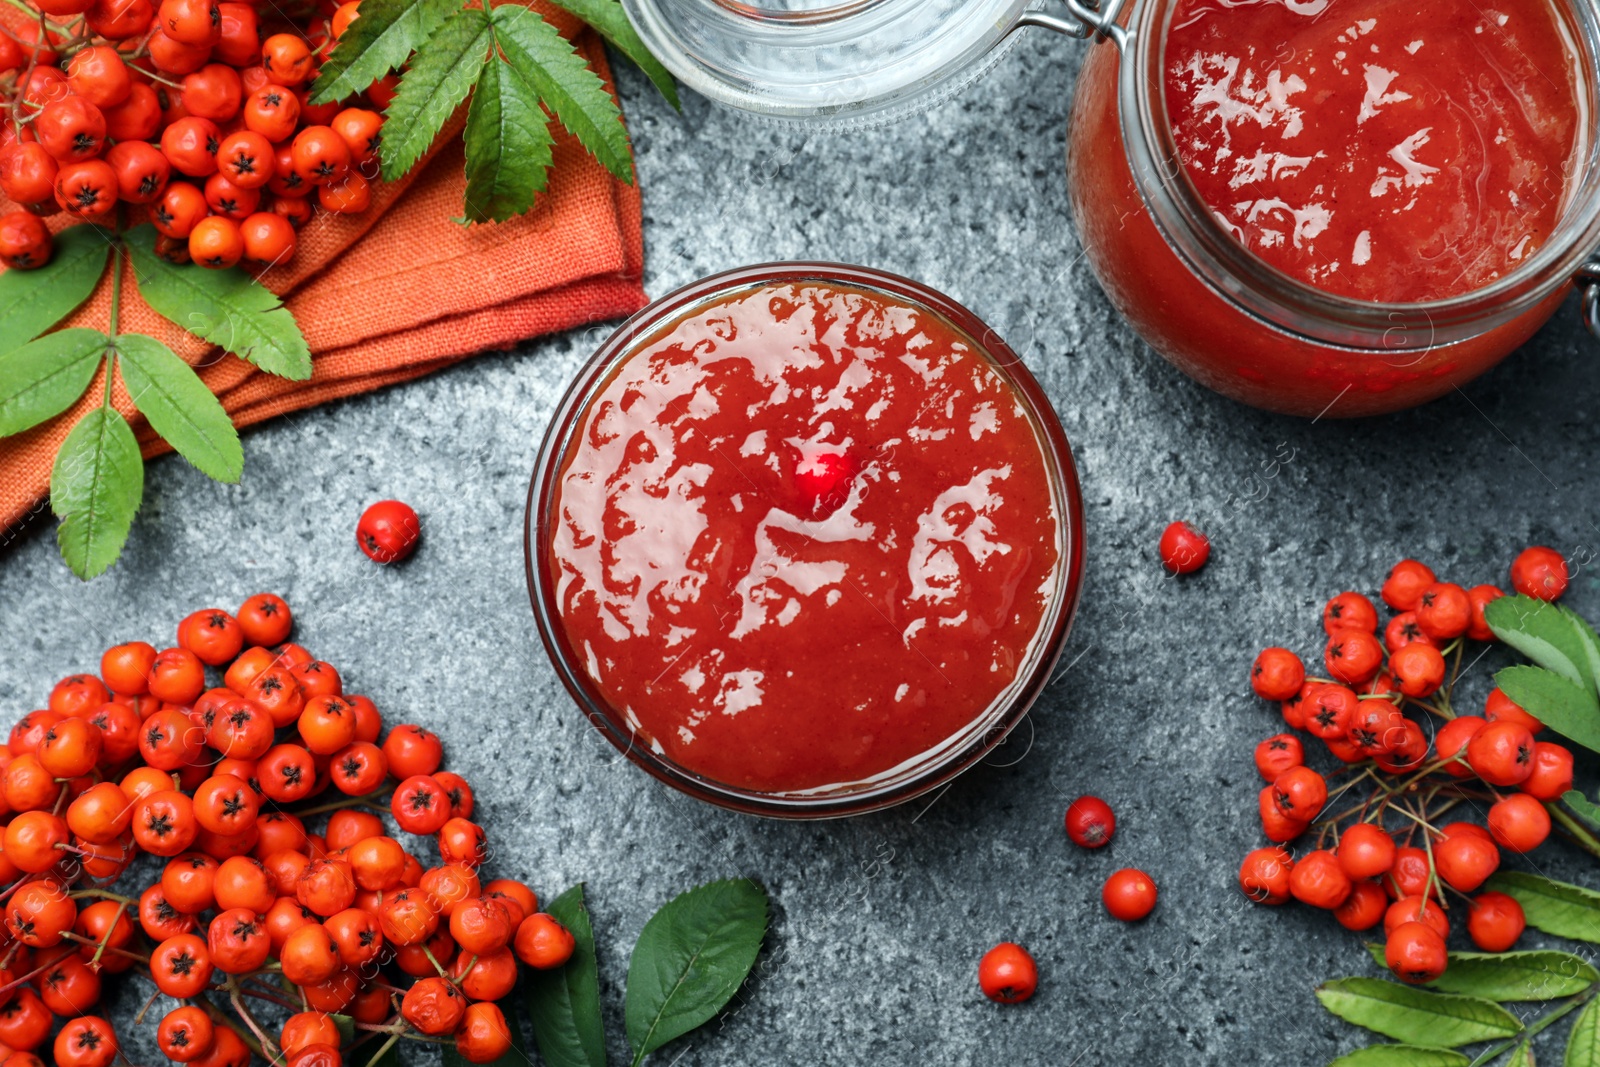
[[1250, 648, 1304, 701], [1385, 895, 1448, 939], [1238, 847, 1293, 905], [1271, 765, 1328, 822], [1288, 849, 1351, 909], [1253, 733, 1303, 782], [1158, 521, 1209, 574], [1486, 687, 1543, 734], [1322, 591, 1378, 635], [977, 942, 1037, 1004], [1325, 628, 1384, 685], [1433, 833, 1500, 892], [1467, 720, 1536, 786], [1467, 891, 1526, 952], [1415, 582, 1471, 640], [1521, 741, 1574, 801], [1389, 643, 1446, 699], [1102, 869, 1157, 921], [1381, 559, 1437, 612], [1511, 546, 1568, 601], [1336, 824, 1396, 880], [1435, 716, 1487, 779], [357, 500, 420, 563], [1466, 584, 1505, 641], [1334, 879, 1388, 931], [1063, 796, 1115, 849], [1486, 793, 1550, 853], [1386, 920, 1447, 984]]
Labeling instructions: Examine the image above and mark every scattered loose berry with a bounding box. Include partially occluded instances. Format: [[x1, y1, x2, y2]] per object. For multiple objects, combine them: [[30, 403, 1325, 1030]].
[[1063, 796, 1115, 848], [1102, 868, 1158, 922], [357, 499, 421, 564], [977, 942, 1038, 1004], [1158, 521, 1210, 574]]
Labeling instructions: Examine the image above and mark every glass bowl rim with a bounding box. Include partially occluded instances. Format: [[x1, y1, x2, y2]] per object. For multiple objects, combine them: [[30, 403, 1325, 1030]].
[[523, 261, 1087, 819]]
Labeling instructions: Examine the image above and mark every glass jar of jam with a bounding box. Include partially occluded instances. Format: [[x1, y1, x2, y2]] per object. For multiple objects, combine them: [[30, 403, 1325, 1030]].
[[526, 264, 1085, 817], [623, 0, 1600, 416]]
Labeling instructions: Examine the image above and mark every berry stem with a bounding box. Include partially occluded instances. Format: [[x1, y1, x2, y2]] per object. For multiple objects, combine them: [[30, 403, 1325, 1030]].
[[57, 930, 149, 964], [86, 900, 127, 969], [196, 997, 265, 1060], [225, 976, 280, 1060], [1547, 802, 1600, 861], [363, 1032, 402, 1067]]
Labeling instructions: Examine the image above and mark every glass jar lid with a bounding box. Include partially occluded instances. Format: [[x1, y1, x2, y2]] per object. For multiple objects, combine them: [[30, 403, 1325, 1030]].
[[620, 0, 1037, 123]]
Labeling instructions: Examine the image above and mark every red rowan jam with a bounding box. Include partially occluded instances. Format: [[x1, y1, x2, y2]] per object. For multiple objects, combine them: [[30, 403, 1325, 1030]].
[[1165, 0, 1585, 302], [548, 281, 1063, 793]]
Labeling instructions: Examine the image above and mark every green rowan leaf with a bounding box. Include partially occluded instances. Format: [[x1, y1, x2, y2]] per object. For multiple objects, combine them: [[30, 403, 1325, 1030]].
[[0, 226, 112, 353], [1570, 997, 1600, 1067], [545, 0, 679, 107], [1315, 977, 1522, 1047], [1327, 1047, 1468, 1067], [0, 329, 108, 437], [1494, 665, 1600, 756], [526, 884, 605, 1067], [311, 0, 463, 105], [461, 52, 556, 222], [379, 6, 493, 181], [115, 334, 242, 483], [1487, 595, 1596, 694], [51, 403, 143, 579], [1485, 872, 1600, 944], [490, 5, 632, 183], [124, 226, 311, 380]]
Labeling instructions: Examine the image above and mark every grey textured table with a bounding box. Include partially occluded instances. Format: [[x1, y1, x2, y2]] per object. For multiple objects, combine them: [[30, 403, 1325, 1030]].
[[4, 31, 1600, 1066]]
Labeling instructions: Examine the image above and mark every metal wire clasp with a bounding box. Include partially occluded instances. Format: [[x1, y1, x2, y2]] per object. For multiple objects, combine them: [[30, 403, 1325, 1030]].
[[1579, 256, 1600, 340], [1013, 0, 1129, 48]]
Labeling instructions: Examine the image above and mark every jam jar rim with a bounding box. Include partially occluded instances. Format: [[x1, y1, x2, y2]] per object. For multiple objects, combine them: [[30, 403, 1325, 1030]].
[[618, 0, 1036, 125], [523, 262, 1086, 820]]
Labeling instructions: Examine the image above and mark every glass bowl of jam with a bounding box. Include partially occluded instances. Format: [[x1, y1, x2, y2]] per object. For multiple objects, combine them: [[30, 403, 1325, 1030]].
[[622, 0, 1600, 416], [526, 264, 1085, 818]]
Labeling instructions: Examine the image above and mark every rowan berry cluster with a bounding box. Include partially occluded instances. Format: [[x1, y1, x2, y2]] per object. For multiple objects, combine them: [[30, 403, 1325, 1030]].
[[1239, 546, 1577, 986], [0, 0, 386, 271], [0, 593, 574, 1066]]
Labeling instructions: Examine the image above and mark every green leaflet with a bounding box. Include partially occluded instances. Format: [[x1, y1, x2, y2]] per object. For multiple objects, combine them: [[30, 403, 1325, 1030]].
[[0, 226, 111, 352], [1570, 997, 1600, 1067], [491, 5, 632, 184], [310, 0, 461, 104], [124, 226, 311, 380], [545, 0, 679, 107], [624, 879, 767, 1066], [50, 403, 144, 580], [115, 334, 242, 483], [526, 885, 605, 1067], [0, 329, 109, 438], [1315, 977, 1522, 1047], [1363, 945, 1599, 1001], [1485, 873, 1600, 944], [1494, 665, 1600, 756], [1327, 1046, 1469, 1067], [1563, 607, 1600, 702], [1509, 1042, 1535, 1067], [1428, 951, 1597, 1002], [1487, 596, 1597, 694], [461, 48, 556, 223], [1565, 792, 1600, 833], [379, 6, 493, 181]]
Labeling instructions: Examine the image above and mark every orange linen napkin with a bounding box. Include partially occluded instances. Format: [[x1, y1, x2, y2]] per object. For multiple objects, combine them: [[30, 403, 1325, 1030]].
[[0, 9, 647, 534]]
